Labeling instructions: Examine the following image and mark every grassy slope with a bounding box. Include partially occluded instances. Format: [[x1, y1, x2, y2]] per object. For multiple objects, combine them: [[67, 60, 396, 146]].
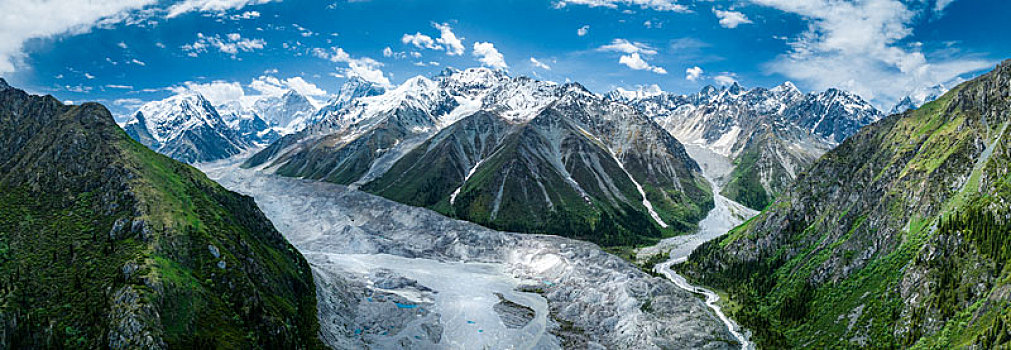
[[0, 98, 322, 348], [681, 63, 1011, 349]]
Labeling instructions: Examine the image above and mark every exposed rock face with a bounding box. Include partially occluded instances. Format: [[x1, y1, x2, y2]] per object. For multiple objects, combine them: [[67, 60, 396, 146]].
[[246, 68, 712, 246], [0, 82, 323, 348], [680, 60, 1011, 348], [618, 82, 883, 210]]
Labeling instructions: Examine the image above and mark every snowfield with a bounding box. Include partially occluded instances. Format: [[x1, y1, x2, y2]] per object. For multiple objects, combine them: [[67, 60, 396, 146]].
[[199, 157, 736, 349]]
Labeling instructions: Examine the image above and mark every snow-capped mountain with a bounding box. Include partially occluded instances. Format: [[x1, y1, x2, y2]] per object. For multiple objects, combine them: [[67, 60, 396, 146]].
[[251, 89, 318, 134], [312, 77, 387, 122], [889, 84, 947, 114], [245, 68, 713, 245], [123, 93, 250, 163], [216, 101, 279, 145], [617, 82, 884, 210]]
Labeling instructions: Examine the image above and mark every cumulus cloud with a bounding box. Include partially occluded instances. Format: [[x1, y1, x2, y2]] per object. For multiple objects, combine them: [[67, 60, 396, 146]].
[[685, 66, 703, 81], [554, 0, 689, 12], [434, 23, 465, 55], [402, 32, 440, 50], [169, 80, 246, 105], [472, 42, 508, 69], [598, 39, 666, 74], [249, 76, 328, 97], [577, 25, 590, 36], [713, 73, 737, 86], [753, 0, 991, 106], [530, 57, 551, 70], [312, 46, 391, 87], [618, 53, 666, 74], [400, 22, 465, 56], [713, 9, 752, 28], [165, 75, 329, 109], [181, 32, 265, 58]]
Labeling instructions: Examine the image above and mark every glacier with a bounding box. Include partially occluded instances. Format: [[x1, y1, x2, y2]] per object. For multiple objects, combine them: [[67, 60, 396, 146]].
[[199, 156, 737, 349]]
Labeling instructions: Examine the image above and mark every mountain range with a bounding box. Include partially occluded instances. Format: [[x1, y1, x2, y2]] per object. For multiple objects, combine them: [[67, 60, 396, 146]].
[[123, 86, 327, 163], [614, 82, 884, 210], [245, 68, 714, 247], [680, 60, 1011, 348]]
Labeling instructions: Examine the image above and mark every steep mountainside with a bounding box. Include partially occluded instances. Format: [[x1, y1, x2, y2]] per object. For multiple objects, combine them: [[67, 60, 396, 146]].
[[246, 68, 712, 246], [364, 84, 712, 246], [680, 60, 1011, 349], [124, 93, 250, 163], [619, 83, 883, 210], [0, 80, 322, 349]]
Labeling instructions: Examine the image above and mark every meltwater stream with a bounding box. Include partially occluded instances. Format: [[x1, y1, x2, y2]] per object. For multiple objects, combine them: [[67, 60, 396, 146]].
[[640, 145, 759, 350]]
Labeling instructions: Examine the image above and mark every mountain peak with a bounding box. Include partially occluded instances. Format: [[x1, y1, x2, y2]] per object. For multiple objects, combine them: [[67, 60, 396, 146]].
[[727, 82, 746, 95], [0, 77, 9, 91], [771, 81, 800, 94]]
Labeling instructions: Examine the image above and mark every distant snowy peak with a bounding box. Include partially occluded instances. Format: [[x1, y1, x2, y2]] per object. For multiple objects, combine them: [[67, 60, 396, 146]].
[[437, 67, 511, 95], [253, 89, 317, 133], [130, 92, 227, 143], [890, 84, 947, 114], [124, 92, 249, 163], [624, 82, 882, 146], [605, 85, 664, 101]]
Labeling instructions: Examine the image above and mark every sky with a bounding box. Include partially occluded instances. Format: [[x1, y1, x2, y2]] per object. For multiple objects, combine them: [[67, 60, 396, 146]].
[[1, 0, 1008, 120]]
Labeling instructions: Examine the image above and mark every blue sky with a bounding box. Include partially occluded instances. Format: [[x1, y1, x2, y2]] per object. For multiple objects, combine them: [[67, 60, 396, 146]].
[[1, 0, 1008, 119]]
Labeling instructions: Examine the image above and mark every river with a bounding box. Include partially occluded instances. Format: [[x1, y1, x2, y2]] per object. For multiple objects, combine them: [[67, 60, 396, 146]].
[[639, 145, 759, 350]]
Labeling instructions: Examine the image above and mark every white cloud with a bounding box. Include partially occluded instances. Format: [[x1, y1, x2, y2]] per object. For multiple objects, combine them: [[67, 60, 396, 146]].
[[346, 61, 391, 87], [618, 53, 666, 74], [597, 38, 657, 55], [713, 9, 752, 28], [182, 32, 265, 58], [230, 10, 260, 20], [599, 39, 666, 74], [383, 47, 393, 57], [577, 25, 590, 36], [400, 22, 464, 56], [130, 58, 146, 66], [117, 42, 128, 49], [106, 84, 133, 89], [530, 57, 551, 70], [170, 80, 246, 106], [685, 66, 703, 81], [472, 42, 508, 70], [554, 0, 689, 12], [753, 0, 992, 106], [713, 73, 737, 86], [434, 22, 465, 56], [402, 32, 440, 50], [166, 0, 278, 18], [312, 46, 391, 87], [249, 75, 328, 97], [0, 0, 156, 74], [935, 0, 957, 14]]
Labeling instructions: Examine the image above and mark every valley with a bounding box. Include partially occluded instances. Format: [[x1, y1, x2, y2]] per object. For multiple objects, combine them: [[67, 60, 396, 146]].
[[200, 155, 739, 349]]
